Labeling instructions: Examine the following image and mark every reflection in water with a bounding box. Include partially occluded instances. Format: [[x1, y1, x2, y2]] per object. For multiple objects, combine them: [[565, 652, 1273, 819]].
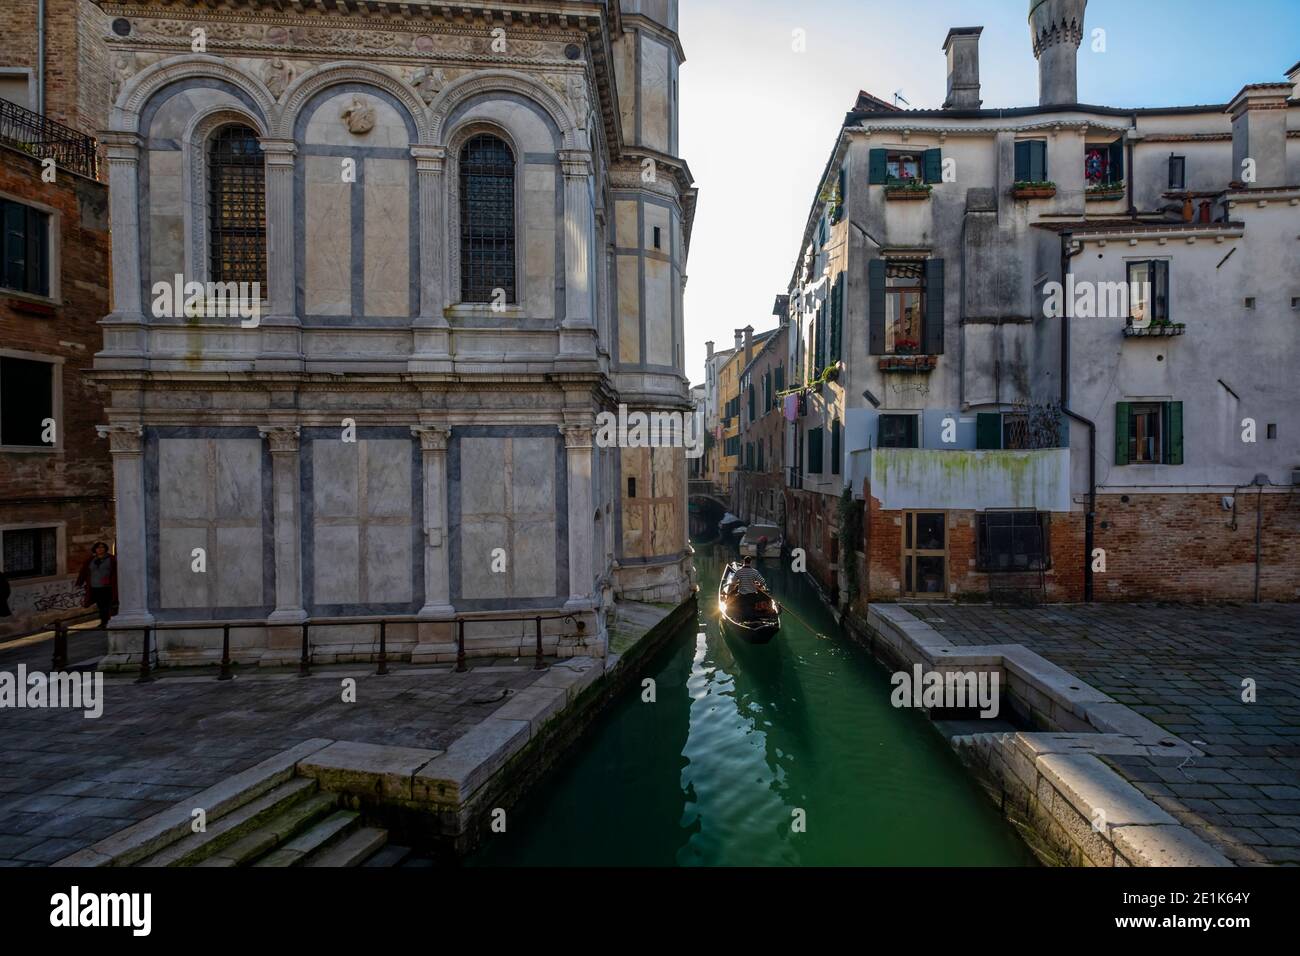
[[470, 541, 1034, 867]]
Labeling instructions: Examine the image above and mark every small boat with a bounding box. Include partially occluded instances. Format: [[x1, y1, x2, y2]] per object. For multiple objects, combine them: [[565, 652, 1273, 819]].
[[739, 524, 783, 558], [718, 562, 781, 645]]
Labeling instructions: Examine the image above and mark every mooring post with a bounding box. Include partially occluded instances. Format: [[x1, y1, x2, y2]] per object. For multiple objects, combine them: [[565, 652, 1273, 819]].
[[299, 622, 310, 677], [218, 623, 233, 681], [456, 618, 467, 673]]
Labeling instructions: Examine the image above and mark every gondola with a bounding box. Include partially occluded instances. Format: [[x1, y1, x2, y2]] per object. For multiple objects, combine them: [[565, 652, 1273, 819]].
[[718, 562, 781, 645]]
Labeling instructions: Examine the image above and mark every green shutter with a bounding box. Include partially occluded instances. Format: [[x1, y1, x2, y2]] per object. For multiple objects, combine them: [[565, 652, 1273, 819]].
[[808, 428, 824, 475], [1014, 141, 1030, 182], [1109, 139, 1125, 184], [775, 365, 784, 392], [868, 148, 888, 185], [868, 259, 886, 354], [1114, 402, 1131, 465], [1166, 401, 1184, 465], [977, 413, 1002, 450], [924, 258, 945, 355], [831, 272, 844, 363], [831, 420, 842, 475], [1033, 141, 1049, 183], [924, 148, 943, 184]]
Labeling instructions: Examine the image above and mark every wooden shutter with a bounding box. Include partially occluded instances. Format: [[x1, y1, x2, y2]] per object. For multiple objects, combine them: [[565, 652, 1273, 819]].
[[1114, 402, 1131, 465], [1014, 141, 1030, 182], [1166, 401, 1184, 465], [1033, 141, 1048, 182], [831, 420, 842, 475], [26, 207, 48, 296], [1109, 139, 1125, 184], [977, 413, 1002, 450], [831, 272, 844, 363], [1153, 259, 1170, 322], [775, 364, 784, 392], [868, 259, 886, 354], [808, 428, 824, 474], [924, 148, 943, 184], [868, 149, 888, 185], [924, 258, 945, 355]]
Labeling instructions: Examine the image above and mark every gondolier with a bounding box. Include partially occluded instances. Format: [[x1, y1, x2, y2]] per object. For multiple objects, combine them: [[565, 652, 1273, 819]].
[[727, 555, 768, 595]]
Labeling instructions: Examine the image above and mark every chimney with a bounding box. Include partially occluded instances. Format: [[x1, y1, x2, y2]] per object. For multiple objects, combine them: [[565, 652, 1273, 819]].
[[734, 329, 744, 353], [1029, 0, 1087, 107], [1227, 84, 1293, 188], [942, 27, 984, 110], [706, 340, 715, 361], [743, 325, 754, 365]]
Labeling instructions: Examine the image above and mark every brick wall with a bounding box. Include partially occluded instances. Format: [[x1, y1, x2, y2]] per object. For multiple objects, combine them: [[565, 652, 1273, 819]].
[[0, 144, 113, 636], [0, 0, 113, 137], [860, 489, 1298, 604], [784, 488, 837, 596]]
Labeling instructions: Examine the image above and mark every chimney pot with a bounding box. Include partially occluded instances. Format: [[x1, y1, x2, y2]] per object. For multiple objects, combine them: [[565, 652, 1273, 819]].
[[942, 27, 984, 110], [1226, 83, 1293, 188], [1030, 0, 1088, 107]]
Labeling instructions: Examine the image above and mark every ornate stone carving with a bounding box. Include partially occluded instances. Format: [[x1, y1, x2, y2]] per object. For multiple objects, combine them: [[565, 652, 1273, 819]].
[[566, 73, 590, 130], [340, 95, 377, 134], [96, 424, 144, 455], [258, 425, 301, 453], [411, 65, 447, 105], [560, 424, 595, 449], [261, 58, 295, 99], [411, 426, 451, 452]]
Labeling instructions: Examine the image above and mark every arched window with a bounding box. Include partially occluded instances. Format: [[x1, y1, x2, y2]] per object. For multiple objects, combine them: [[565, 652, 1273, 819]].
[[459, 133, 516, 303], [208, 125, 266, 286]]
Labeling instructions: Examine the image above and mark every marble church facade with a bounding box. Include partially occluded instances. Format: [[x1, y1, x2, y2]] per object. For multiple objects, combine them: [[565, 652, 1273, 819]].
[[91, 0, 695, 666]]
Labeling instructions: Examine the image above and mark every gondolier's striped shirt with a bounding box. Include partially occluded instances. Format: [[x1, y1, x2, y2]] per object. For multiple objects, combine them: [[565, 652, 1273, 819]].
[[733, 566, 766, 594]]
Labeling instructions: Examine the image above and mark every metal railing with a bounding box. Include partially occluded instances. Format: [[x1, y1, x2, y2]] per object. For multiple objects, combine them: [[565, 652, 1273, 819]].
[[0, 99, 101, 181], [102, 613, 586, 683]]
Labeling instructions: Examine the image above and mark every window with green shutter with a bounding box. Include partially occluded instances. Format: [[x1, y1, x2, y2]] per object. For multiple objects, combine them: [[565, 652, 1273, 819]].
[[868, 259, 887, 354], [868, 149, 888, 185], [807, 427, 825, 474], [923, 259, 945, 355], [1014, 140, 1048, 183], [831, 419, 842, 475], [830, 272, 844, 364], [923, 148, 943, 184]]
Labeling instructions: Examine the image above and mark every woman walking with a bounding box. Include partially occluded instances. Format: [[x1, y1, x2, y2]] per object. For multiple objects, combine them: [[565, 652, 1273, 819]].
[[77, 542, 118, 629]]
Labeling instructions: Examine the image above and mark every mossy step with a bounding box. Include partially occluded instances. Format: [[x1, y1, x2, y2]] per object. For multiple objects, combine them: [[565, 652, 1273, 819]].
[[303, 826, 388, 867], [195, 792, 338, 867], [138, 778, 320, 867], [362, 844, 412, 867], [253, 811, 360, 867]]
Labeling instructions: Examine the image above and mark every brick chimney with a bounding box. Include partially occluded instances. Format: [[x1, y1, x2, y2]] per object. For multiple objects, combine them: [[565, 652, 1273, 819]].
[[734, 329, 744, 353], [743, 325, 754, 366], [942, 27, 984, 110], [1030, 0, 1087, 107], [706, 340, 715, 361], [1227, 83, 1293, 188]]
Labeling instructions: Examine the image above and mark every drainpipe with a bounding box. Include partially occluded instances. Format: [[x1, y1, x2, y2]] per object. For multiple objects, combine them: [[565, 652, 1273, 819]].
[[1229, 474, 1272, 604], [1059, 230, 1096, 602], [37, 0, 46, 114]]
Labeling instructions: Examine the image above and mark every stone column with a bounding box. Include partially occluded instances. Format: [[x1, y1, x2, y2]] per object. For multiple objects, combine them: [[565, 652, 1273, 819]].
[[410, 146, 452, 372], [559, 149, 597, 359], [98, 132, 147, 366], [96, 424, 152, 627], [412, 426, 454, 617], [259, 425, 306, 624], [257, 139, 302, 372], [562, 424, 595, 610]]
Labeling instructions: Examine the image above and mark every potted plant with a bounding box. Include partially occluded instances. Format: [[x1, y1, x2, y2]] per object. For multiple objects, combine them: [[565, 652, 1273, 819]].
[[1086, 180, 1125, 200], [885, 178, 933, 200], [893, 339, 920, 355], [1012, 180, 1056, 199]]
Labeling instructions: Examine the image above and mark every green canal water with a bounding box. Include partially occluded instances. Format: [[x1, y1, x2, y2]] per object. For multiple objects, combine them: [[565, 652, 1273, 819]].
[[470, 540, 1034, 866]]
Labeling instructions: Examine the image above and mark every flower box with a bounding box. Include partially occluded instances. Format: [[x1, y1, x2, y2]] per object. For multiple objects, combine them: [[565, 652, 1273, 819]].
[[878, 355, 937, 373], [885, 183, 933, 201], [1012, 183, 1056, 199], [1124, 322, 1186, 338], [1086, 185, 1126, 202]]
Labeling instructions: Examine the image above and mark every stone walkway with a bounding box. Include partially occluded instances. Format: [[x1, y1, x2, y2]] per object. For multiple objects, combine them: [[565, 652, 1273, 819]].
[[906, 602, 1300, 865], [0, 628, 546, 865]]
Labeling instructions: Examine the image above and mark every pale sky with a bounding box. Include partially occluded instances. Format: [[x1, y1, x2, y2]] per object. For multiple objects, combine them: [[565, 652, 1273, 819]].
[[677, 0, 1300, 386]]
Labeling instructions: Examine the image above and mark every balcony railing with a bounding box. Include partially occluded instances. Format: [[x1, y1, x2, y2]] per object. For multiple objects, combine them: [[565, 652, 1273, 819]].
[[0, 99, 100, 181]]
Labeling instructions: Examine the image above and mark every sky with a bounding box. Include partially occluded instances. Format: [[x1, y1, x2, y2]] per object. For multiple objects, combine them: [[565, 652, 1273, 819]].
[[677, 0, 1300, 386]]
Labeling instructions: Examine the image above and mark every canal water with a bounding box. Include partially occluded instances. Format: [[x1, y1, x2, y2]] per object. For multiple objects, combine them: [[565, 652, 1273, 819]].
[[470, 540, 1034, 866]]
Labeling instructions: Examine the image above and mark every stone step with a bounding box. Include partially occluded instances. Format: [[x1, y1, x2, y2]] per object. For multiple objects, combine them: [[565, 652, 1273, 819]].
[[362, 844, 412, 868], [138, 778, 320, 867], [253, 810, 360, 867], [196, 792, 338, 867], [302, 826, 388, 868]]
